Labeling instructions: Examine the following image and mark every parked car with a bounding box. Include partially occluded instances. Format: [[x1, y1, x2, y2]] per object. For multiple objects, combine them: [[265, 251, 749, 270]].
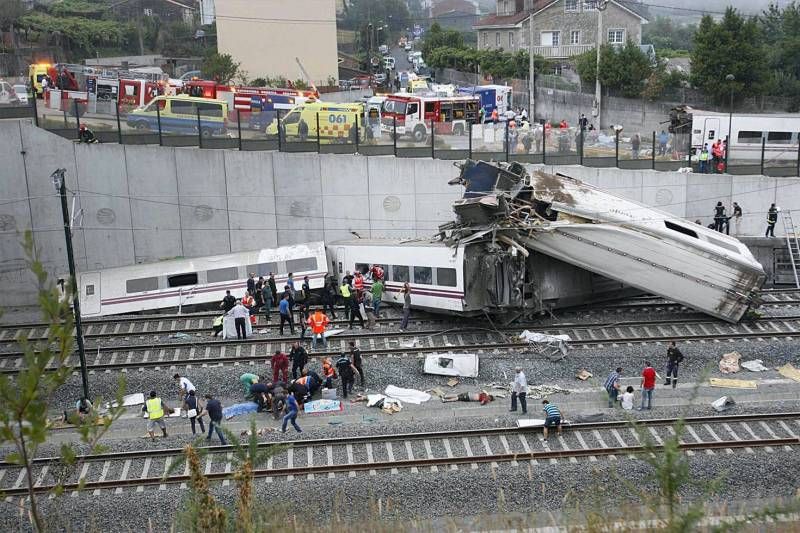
[[179, 70, 202, 81], [12, 84, 28, 104], [0, 81, 20, 105]]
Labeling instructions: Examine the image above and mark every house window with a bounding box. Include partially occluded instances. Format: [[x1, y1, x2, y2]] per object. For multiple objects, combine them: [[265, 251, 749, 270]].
[[483, 32, 488, 48], [565, 0, 578, 12], [495, 32, 500, 47], [509, 32, 515, 49], [143, 7, 153, 16], [583, 0, 597, 10], [541, 31, 560, 46], [608, 29, 625, 44], [570, 30, 580, 44]]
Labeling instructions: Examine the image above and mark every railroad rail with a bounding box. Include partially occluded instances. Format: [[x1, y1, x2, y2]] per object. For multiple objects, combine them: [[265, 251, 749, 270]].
[[2, 315, 800, 374], [3, 289, 799, 344], [2, 412, 797, 496]]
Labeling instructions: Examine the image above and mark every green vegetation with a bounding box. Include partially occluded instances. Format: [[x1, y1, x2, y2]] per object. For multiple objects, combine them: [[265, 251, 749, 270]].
[[19, 11, 129, 55], [642, 16, 697, 52], [201, 52, 242, 84]]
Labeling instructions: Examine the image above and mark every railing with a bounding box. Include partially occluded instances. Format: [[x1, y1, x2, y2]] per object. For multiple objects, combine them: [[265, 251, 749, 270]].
[[530, 44, 594, 58], [2, 97, 800, 178]]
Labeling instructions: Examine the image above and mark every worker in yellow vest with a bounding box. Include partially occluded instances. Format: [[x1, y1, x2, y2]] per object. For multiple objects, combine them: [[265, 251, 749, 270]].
[[340, 280, 352, 321], [141, 390, 171, 441]]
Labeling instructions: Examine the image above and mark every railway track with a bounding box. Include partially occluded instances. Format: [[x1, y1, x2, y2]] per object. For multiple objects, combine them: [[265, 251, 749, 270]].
[[2, 413, 797, 497], [3, 289, 799, 345], [2, 315, 800, 374]]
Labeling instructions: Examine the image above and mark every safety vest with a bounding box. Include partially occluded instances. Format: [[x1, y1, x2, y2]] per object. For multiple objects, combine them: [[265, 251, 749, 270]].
[[354, 275, 364, 291], [491, 109, 498, 121], [308, 312, 328, 334], [340, 284, 351, 298], [146, 397, 164, 420], [699, 151, 709, 161]]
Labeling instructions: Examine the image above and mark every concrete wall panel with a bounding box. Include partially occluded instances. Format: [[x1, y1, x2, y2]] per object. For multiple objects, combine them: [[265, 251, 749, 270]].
[[732, 177, 777, 237], [175, 149, 229, 257], [124, 145, 182, 262], [367, 157, 416, 236], [272, 153, 323, 245], [0, 121, 34, 287], [320, 154, 370, 239], [639, 170, 688, 218], [223, 151, 277, 251], [414, 158, 462, 235], [74, 143, 135, 270], [685, 174, 733, 227]]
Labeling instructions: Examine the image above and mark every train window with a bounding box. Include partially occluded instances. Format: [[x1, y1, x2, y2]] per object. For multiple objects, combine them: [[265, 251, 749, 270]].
[[286, 257, 317, 273], [436, 268, 457, 287], [207, 266, 239, 283], [737, 131, 762, 143], [664, 221, 697, 239], [85, 284, 95, 296], [167, 273, 198, 287], [355, 263, 370, 275], [246, 262, 279, 276], [391, 265, 409, 283], [706, 236, 740, 254], [126, 277, 158, 293], [413, 266, 433, 285], [767, 131, 792, 144]]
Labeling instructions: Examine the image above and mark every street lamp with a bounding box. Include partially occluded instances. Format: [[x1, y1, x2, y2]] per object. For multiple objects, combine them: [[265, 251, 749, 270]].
[[51, 168, 90, 401], [725, 73, 734, 170]]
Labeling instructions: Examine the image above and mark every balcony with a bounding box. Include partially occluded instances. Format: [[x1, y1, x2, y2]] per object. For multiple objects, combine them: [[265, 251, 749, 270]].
[[530, 44, 594, 58]]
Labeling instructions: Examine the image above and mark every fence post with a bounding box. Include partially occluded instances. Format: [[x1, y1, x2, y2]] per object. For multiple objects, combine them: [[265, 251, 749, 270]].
[[355, 114, 359, 153], [651, 131, 656, 170], [393, 117, 397, 157], [505, 121, 509, 162], [277, 110, 282, 152], [316, 112, 321, 152], [115, 101, 123, 144], [73, 99, 81, 139], [431, 119, 435, 159], [796, 140, 800, 177], [237, 109, 242, 151], [196, 107, 203, 148], [31, 92, 38, 127], [686, 134, 692, 170], [156, 104, 163, 146], [760, 137, 766, 176], [579, 129, 584, 166], [615, 130, 620, 168], [468, 121, 472, 159], [542, 126, 546, 165], [724, 134, 729, 174]]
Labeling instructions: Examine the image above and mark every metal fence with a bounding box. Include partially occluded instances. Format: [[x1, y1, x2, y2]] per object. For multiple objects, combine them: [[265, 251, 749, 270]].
[[3, 97, 799, 177]]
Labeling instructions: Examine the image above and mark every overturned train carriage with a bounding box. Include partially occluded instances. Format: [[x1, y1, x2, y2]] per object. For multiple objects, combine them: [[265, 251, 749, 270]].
[[444, 160, 766, 323]]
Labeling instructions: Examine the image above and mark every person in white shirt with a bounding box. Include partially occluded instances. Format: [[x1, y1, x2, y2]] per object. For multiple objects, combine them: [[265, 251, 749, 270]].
[[620, 385, 635, 410], [229, 299, 250, 339], [174, 373, 196, 402], [510, 366, 527, 414]]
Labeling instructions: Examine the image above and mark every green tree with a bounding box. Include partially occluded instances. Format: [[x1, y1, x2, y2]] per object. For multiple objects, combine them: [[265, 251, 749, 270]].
[[642, 16, 697, 52], [340, 0, 410, 34], [576, 41, 653, 98], [201, 52, 242, 84], [690, 8, 767, 102], [759, 2, 800, 105], [0, 233, 125, 532], [421, 22, 465, 59]]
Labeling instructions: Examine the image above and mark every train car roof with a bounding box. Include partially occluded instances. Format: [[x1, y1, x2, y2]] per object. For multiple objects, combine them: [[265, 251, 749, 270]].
[[329, 238, 449, 248]]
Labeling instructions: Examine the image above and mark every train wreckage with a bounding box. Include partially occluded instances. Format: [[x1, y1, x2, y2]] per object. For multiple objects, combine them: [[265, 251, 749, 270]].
[[437, 160, 766, 323]]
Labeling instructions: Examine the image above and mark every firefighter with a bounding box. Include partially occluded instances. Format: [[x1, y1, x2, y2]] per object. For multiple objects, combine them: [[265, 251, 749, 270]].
[[307, 309, 329, 350], [78, 124, 97, 144], [766, 204, 778, 237]]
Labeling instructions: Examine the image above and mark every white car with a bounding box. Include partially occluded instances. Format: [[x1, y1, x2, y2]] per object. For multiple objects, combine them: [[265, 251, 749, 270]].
[[404, 43, 412, 51], [12, 84, 28, 104]]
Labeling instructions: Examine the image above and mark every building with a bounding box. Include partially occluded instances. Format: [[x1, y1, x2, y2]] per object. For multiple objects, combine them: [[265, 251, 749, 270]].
[[432, 0, 479, 32], [216, 0, 338, 85], [198, 0, 215, 25], [474, 0, 648, 59]]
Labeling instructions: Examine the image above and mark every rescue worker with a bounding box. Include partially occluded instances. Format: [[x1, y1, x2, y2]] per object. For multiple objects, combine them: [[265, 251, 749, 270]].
[[267, 272, 278, 305], [699, 144, 710, 174], [335, 353, 358, 399], [348, 292, 365, 329], [322, 357, 336, 389], [249, 381, 270, 412], [354, 271, 365, 297], [301, 276, 311, 302], [664, 341, 684, 388], [296, 302, 310, 341], [262, 281, 274, 323], [142, 391, 170, 441], [371, 277, 384, 318], [220, 290, 236, 313], [242, 291, 256, 325], [711, 139, 724, 173], [307, 309, 329, 350], [270, 381, 288, 420], [321, 276, 337, 318], [247, 272, 256, 296], [491, 107, 499, 123], [211, 314, 224, 337], [289, 341, 308, 379], [732, 202, 743, 236], [271, 349, 289, 383], [713, 202, 726, 232], [240, 373, 259, 397], [278, 293, 294, 335], [78, 124, 97, 143], [349, 341, 365, 387], [340, 279, 353, 321], [766, 203, 778, 237], [369, 264, 384, 281]]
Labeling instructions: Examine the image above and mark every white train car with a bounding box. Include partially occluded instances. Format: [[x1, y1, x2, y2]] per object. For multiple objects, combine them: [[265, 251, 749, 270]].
[[71, 242, 327, 317]]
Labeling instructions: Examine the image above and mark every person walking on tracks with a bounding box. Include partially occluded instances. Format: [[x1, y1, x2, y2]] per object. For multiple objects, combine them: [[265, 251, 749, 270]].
[[307, 308, 329, 350], [203, 394, 227, 445], [510, 366, 527, 414], [271, 349, 289, 383], [142, 391, 170, 441], [278, 293, 295, 335], [349, 341, 365, 387], [604, 367, 622, 408], [182, 390, 205, 435], [541, 399, 562, 441], [395, 282, 412, 331], [335, 353, 357, 399], [664, 341, 684, 388], [639, 361, 656, 410], [281, 391, 302, 433]]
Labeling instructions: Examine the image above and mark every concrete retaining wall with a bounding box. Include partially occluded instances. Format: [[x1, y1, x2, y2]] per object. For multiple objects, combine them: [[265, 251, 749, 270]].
[[0, 119, 796, 305]]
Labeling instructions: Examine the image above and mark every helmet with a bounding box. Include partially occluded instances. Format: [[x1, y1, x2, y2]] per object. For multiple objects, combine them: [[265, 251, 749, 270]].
[[79, 124, 86, 131]]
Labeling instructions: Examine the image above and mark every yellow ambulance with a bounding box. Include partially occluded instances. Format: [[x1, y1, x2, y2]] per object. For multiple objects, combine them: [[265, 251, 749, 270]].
[[266, 101, 364, 143]]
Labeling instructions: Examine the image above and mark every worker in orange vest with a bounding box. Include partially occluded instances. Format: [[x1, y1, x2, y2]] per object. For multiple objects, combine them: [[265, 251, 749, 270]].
[[307, 309, 330, 350], [322, 357, 337, 389], [242, 291, 257, 325], [354, 271, 365, 296], [491, 108, 499, 123]]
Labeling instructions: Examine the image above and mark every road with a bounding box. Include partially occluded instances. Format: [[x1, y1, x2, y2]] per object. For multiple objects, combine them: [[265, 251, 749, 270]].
[[390, 45, 414, 72]]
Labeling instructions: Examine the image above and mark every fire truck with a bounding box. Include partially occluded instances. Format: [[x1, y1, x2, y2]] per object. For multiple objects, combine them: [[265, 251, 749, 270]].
[[380, 94, 480, 142], [181, 80, 318, 131]]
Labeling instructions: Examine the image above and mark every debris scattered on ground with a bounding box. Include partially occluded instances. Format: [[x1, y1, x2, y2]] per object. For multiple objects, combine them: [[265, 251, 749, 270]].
[[428, 387, 446, 398], [575, 369, 592, 381], [401, 338, 421, 348], [526, 384, 571, 399], [711, 396, 736, 412], [709, 378, 757, 389], [447, 378, 459, 387], [719, 351, 741, 373], [741, 359, 769, 372], [303, 399, 342, 414], [778, 363, 800, 383], [423, 353, 479, 378], [518, 330, 570, 360], [169, 332, 191, 340], [240, 427, 278, 437], [385, 385, 430, 404]]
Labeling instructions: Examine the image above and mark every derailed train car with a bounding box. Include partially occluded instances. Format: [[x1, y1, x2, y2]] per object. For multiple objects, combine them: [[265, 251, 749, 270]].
[[444, 160, 766, 323]]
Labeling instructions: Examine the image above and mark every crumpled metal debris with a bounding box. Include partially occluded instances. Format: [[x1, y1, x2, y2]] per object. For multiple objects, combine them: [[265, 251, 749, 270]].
[[719, 351, 741, 374]]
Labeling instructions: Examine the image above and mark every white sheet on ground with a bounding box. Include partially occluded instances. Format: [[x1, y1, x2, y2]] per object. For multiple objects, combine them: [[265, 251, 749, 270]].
[[516, 419, 546, 428], [325, 329, 344, 338], [741, 359, 768, 372], [384, 385, 430, 404], [105, 392, 145, 409], [423, 353, 479, 378], [519, 330, 570, 343]]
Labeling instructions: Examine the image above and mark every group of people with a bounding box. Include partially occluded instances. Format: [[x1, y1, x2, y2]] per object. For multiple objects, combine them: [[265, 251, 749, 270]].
[[604, 341, 685, 411], [698, 139, 728, 174], [703, 201, 779, 238]]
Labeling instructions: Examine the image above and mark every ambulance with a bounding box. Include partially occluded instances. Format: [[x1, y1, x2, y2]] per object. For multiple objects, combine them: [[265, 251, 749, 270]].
[[266, 101, 365, 143], [28, 63, 51, 97]]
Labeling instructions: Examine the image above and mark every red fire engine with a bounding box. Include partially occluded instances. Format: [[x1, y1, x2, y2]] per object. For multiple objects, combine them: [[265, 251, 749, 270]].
[[181, 80, 317, 119], [380, 94, 480, 142]]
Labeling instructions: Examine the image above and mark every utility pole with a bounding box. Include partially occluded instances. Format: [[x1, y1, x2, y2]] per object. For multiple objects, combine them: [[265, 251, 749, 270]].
[[591, 0, 609, 126], [528, 15, 535, 120], [52, 168, 90, 400]]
